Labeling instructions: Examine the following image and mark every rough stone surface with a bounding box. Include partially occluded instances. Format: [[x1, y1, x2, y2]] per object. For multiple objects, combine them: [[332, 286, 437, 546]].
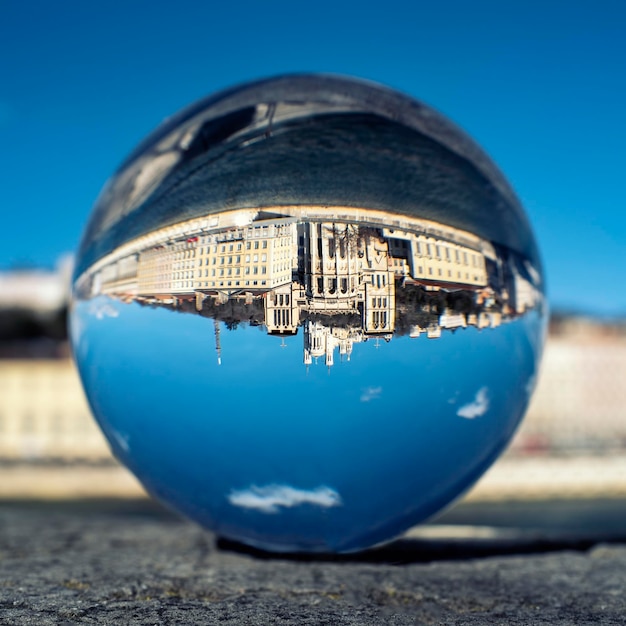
[[0, 501, 625, 625]]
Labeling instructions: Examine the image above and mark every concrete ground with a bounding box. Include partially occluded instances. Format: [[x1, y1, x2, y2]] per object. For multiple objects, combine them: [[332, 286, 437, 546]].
[[0, 499, 625, 625]]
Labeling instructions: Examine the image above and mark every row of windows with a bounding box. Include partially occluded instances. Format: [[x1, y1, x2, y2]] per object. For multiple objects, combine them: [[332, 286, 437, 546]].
[[318, 236, 353, 260], [314, 277, 359, 295], [171, 266, 270, 280], [171, 262, 195, 270], [168, 232, 292, 259], [370, 274, 388, 288], [143, 252, 289, 272], [415, 242, 482, 268], [197, 254, 268, 266], [370, 311, 389, 329], [197, 280, 268, 288], [163, 235, 287, 261], [200, 250, 289, 265], [416, 266, 480, 281], [272, 309, 292, 327], [171, 240, 267, 258], [140, 262, 291, 282], [272, 293, 290, 306], [208, 266, 266, 277], [172, 276, 289, 288]]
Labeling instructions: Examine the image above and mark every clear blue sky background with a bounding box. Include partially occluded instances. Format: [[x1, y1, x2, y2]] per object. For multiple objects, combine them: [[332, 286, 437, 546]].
[[1, 1, 624, 315]]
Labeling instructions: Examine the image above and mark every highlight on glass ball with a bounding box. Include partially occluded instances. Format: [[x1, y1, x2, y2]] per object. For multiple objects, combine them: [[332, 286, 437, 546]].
[[70, 74, 545, 553]]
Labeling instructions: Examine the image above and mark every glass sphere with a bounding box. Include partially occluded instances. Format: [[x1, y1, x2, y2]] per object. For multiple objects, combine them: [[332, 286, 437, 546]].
[[70, 75, 546, 553]]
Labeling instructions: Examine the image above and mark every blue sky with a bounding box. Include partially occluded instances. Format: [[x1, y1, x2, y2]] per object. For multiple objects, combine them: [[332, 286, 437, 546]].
[[71, 297, 540, 549], [1, 1, 625, 315]]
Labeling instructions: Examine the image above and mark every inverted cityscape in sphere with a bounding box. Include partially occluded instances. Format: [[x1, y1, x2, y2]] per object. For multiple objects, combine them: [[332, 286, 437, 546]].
[[70, 75, 546, 552]]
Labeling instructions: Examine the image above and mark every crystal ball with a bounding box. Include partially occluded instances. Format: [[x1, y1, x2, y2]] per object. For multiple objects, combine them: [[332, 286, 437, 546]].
[[70, 75, 545, 553]]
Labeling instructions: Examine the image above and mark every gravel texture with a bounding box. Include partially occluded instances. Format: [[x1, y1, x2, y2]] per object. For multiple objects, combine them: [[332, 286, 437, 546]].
[[0, 500, 625, 625]]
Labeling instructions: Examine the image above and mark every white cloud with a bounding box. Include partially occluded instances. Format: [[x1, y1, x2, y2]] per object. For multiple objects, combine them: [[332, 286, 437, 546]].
[[88, 301, 119, 320], [228, 484, 342, 514], [360, 386, 382, 402], [457, 387, 489, 419]]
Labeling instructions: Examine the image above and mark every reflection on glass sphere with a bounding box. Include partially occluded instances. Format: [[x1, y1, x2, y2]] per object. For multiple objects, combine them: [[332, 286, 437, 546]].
[[70, 75, 545, 553]]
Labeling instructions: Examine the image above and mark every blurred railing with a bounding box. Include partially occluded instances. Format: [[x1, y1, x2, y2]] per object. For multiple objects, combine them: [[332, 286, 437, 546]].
[[0, 317, 624, 500]]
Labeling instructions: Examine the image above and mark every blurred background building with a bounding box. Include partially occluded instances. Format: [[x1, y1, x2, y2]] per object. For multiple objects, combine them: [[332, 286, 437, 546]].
[[0, 259, 625, 501]]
